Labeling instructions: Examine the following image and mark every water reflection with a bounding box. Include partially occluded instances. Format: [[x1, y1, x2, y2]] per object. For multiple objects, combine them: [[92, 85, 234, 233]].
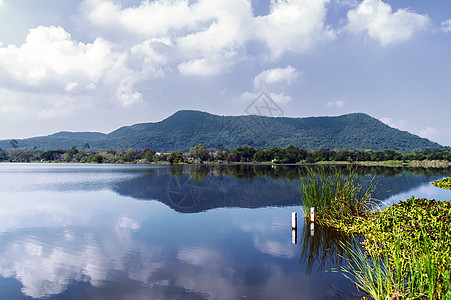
[[298, 221, 353, 274], [0, 164, 450, 299], [0, 188, 354, 299], [112, 165, 451, 212]]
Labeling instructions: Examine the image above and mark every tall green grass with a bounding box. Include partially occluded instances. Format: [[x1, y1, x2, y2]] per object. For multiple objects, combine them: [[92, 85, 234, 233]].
[[300, 166, 378, 226], [341, 230, 451, 300]]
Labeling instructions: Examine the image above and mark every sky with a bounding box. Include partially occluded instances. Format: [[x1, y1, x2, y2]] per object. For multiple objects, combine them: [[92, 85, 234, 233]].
[[0, 0, 450, 147]]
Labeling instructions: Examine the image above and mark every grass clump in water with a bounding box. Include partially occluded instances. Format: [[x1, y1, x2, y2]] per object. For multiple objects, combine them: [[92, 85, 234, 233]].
[[300, 166, 378, 228]]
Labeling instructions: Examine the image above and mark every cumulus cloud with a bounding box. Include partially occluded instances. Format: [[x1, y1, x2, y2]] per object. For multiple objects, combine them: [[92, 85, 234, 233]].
[[441, 19, 451, 33], [379, 117, 407, 130], [255, 0, 334, 59], [0, 26, 108, 89], [80, 0, 334, 75], [0, 26, 142, 117], [346, 0, 429, 46], [253, 66, 301, 90]]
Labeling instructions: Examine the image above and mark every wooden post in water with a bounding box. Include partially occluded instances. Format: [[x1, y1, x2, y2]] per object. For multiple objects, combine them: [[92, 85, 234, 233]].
[[309, 207, 315, 236], [310, 207, 315, 223], [292, 229, 297, 244], [291, 212, 297, 244]]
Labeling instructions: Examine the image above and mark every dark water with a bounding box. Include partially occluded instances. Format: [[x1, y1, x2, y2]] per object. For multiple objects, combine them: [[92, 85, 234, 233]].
[[0, 163, 450, 300]]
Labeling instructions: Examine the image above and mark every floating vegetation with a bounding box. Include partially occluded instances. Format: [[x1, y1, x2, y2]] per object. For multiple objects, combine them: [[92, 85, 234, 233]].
[[300, 169, 451, 299], [341, 197, 451, 299], [431, 177, 451, 190]]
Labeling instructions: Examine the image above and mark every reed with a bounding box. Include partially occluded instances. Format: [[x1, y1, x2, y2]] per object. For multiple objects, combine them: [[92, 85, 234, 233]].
[[300, 166, 378, 227]]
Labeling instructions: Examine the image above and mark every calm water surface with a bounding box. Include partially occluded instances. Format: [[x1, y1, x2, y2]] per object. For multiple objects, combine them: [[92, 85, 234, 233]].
[[0, 163, 450, 299]]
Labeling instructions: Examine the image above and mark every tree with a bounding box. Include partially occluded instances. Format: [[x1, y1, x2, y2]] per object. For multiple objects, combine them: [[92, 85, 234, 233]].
[[83, 143, 91, 150], [10, 139, 18, 148], [0, 148, 8, 161], [168, 151, 186, 164], [214, 150, 228, 161], [122, 149, 137, 162], [40, 150, 65, 161], [230, 146, 256, 162], [141, 148, 156, 162], [90, 154, 104, 163], [190, 144, 210, 163], [64, 146, 79, 162]]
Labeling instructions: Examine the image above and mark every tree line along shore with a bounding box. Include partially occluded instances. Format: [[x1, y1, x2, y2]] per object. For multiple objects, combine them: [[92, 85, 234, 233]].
[[1, 144, 451, 165]]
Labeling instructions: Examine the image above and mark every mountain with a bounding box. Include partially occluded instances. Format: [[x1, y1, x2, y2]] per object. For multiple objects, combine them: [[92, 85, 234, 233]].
[[0, 110, 444, 153]]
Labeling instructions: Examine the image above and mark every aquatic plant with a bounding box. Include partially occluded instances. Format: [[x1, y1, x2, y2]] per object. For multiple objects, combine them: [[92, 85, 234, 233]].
[[341, 197, 451, 300], [300, 166, 378, 227], [431, 177, 451, 190]]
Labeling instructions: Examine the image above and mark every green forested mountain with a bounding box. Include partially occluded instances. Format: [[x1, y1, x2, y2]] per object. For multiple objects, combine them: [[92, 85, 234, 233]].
[[0, 110, 444, 153]]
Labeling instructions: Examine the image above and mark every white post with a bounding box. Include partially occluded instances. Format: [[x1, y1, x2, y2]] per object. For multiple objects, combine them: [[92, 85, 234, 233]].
[[310, 207, 315, 223], [310, 223, 314, 237], [292, 229, 297, 244], [291, 212, 297, 229]]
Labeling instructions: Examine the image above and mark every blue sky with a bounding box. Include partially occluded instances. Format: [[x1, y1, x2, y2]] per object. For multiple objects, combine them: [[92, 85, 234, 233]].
[[0, 0, 450, 147]]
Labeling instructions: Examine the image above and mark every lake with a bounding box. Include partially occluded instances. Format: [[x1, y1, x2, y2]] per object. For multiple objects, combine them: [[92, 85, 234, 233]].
[[0, 163, 450, 299]]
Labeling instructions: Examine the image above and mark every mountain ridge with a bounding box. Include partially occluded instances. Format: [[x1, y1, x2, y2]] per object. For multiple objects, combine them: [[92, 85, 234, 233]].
[[0, 110, 444, 153]]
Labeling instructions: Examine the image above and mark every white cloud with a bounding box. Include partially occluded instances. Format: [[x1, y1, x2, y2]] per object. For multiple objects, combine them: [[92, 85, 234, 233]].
[[326, 100, 345, 108], [379, 117, 407, 130], [253, 236, 296, 258], [178, 52, 238, 76], [0, 26, 143, 117], [255, 0, 335, 59], [419, 126, 437, 140], [82, 0, 254, 76], [80, 0, 334, 75], [441, 19, 451, 33], [253, 66, 301, 90], [0, 26, 119, 91], [129, 38, 172, 79], [346, 0, 429, 46]]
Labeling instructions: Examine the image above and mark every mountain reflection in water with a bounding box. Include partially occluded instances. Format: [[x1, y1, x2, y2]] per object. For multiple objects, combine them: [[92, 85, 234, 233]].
[[113, 164, 451, 212], [0, 164, 450, 299]]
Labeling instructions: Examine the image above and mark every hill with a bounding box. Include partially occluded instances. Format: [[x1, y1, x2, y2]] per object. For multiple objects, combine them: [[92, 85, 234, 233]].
[[0, 110, 444, 153]]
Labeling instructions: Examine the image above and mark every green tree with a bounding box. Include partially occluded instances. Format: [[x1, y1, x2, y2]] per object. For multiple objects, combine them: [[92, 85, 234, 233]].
[[190, 144, 210, 163], [39, 150, 65, 161], [0, 148, 8, 161], [90, 154, 104, 163], [253, 149, 272, 162], [214, 150, 228, 161], [122, 149, 138, 162], [168, 151, 186, 164], [141, 148, 156, 162], [230, 146, 256, 162], [64, 146, 79, 162]]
